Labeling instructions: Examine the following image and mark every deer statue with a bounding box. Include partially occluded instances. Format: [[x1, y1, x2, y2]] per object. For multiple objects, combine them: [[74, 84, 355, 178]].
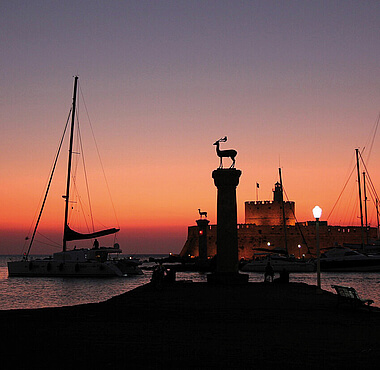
[[198, 209, 207, 219], [213, 136, 237, 168]]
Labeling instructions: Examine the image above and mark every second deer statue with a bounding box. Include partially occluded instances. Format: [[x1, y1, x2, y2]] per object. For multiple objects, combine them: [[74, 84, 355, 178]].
[[213, 136, 237, 169], [198, 209, 207, 219]]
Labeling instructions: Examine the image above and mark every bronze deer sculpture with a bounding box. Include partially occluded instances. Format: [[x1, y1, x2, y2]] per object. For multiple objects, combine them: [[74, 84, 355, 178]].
[[198, 209, 207, 219], [213, 136, 237, 168]]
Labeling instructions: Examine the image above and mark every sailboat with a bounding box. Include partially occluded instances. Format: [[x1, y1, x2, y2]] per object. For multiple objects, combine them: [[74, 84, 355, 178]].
[[330, 148, 380, 254], [8, 77, 143, 277], [351, 148, 380, 254]]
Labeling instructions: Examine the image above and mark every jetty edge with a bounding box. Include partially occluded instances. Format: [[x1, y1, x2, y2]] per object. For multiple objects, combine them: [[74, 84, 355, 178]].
[[1, 282, 379, 369]]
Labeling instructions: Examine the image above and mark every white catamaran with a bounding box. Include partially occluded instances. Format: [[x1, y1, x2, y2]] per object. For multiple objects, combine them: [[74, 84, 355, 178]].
[[8, 76, 142, 277]]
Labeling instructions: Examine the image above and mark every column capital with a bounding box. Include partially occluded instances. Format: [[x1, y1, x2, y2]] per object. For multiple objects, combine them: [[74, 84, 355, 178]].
[[212, 168, 242, 188], [196, 219, 210, 227]]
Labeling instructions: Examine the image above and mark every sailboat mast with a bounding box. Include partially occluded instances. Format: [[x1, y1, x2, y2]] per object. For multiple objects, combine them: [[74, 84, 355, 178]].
[[278, 168, 288, 255], [376, 198, 380, 240], [63, 76, 78, 252], [355, 148, 365, 250], [362, 171, 369, 244]]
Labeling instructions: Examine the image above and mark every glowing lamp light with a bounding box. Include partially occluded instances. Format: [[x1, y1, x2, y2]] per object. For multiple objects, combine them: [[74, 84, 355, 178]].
[[312, 206, 322, 220], [312, 205, 322, 290]]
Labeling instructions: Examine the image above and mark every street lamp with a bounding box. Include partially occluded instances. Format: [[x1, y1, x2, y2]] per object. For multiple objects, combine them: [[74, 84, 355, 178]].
[[312, 206, 322, 290], [298, 244, 301, 258]]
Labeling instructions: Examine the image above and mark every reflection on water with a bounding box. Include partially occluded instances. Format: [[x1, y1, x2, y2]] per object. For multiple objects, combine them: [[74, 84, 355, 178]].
[[1, 255, 379, 310]]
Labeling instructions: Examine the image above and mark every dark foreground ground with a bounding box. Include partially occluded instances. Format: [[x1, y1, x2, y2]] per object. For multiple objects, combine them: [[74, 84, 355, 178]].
[[1, 281, 379, 369]]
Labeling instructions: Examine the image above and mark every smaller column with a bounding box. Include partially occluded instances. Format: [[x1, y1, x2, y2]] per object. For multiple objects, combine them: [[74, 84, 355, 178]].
[[196, 219, 210, 262]]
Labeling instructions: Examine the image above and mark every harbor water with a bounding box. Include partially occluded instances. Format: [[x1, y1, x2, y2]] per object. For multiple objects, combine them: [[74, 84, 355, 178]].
[[1, 255, 380, 310]]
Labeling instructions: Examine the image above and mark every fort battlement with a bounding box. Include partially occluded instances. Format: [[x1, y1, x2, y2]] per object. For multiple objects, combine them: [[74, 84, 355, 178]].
[[246, 200, 286, 205], [244, 182, 296, 226], [180, 180, 377, 259], [245, 200, 296, 226], [180, 223, 377, 260]]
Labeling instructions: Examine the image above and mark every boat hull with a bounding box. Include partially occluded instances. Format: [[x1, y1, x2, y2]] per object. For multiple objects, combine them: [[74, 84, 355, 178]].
[[320, 260, 380, 272], [319, 247, 380, 272], [241, 260, 315, 273], [116, 259, 144, 275], [7, 260, 129, 277]]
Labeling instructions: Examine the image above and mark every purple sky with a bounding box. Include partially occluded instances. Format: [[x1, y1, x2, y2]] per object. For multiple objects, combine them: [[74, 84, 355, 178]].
[[1, 1, 379, 254]]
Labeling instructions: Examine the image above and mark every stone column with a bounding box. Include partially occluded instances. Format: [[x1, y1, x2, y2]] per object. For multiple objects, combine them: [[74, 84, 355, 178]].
[[196, 219, 209, 262], [208, 168, 248, 284]]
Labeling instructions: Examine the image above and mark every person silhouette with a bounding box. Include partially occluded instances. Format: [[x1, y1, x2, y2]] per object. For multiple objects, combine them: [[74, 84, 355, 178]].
[[93, 239, 99, 249], [264, 261, 274, 282]]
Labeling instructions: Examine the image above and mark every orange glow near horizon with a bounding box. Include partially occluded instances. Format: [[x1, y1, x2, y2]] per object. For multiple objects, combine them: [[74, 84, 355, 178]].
[[2, 132, 379, 232], [2, 148, 379, 256]]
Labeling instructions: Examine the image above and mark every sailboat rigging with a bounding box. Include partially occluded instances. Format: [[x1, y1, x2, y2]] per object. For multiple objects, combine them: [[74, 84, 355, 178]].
[[8, 77, 142, 277], [326, 147, 380, 256]]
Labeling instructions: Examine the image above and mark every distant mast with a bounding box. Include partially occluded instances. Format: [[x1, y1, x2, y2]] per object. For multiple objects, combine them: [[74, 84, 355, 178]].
[[279, 168, 288, 255], [377, 199, 380, 240], [362, 171, 369, 244], [63, 76, 78, 252], [355, 148, 365, 251]]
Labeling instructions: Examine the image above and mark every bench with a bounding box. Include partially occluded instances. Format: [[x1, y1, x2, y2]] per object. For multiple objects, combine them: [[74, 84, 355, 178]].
[[331, 285, 374, 309]]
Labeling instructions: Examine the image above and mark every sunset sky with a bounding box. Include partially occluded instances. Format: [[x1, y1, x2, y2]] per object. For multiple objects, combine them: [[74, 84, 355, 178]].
[[1, 0, 379, 254]]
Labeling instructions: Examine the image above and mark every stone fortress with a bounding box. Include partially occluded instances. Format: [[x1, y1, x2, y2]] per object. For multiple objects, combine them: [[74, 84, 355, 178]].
[[180, 181, 377, 260], [245, 182, 295, 226]]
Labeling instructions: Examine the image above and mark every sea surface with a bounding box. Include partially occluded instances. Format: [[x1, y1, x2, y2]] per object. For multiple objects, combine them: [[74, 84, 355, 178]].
[[1, 254, 380, 310]]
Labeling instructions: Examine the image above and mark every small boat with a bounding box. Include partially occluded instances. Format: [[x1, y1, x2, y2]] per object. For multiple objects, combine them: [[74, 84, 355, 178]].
[[240, 253, 315, 273], [8, 77, 143, 277], [320, 246, 380, 272], [8, 247, 143, 277], [342, 242, 380, 255]]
